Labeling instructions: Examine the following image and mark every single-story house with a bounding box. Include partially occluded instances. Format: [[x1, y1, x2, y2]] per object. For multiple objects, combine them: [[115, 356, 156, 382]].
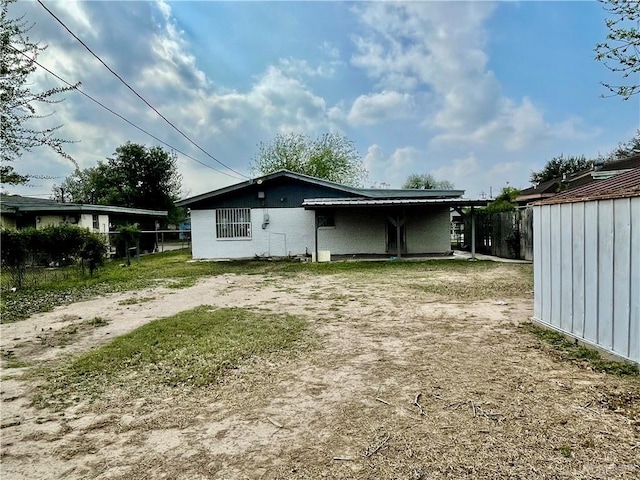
[[176, 170, 487, 260], [532, 166, 640, 364], [0, 194, 168, 235]]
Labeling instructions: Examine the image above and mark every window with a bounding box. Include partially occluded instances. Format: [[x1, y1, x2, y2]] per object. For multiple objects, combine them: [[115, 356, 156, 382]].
[[216, 208, 251, 239], [318, 212, 335, 228], [92, 214, 99, 230]]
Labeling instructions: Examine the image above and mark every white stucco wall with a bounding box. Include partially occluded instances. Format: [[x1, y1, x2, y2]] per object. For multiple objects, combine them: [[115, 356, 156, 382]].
[[191, 208, 315, 259], [192, 206, 452, 259], [79, 214, 110, 233], [317, 210, 386, 254], [406, 207, 451, 253], [38, 215, 65, 228]]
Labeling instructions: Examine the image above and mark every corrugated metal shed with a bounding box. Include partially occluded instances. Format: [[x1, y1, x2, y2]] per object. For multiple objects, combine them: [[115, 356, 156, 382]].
[[537, 166, 640, 205], [532, 167, 639, 364]]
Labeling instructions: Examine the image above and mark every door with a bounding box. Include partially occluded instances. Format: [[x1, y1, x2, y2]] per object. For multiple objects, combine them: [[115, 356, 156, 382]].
[[386, 214, 406, 255]]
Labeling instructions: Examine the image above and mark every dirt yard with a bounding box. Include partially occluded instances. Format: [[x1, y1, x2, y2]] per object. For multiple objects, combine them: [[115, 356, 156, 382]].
[[1, 263, 638, 479]]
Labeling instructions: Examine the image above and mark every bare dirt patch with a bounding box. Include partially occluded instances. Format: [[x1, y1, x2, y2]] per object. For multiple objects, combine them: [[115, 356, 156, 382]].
[[1, 263, 638, 479]]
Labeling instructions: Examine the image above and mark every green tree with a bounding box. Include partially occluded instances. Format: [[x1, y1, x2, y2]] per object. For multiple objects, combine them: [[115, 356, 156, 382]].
[[53, 143, 183, 224], [251, 132, 367, 187], [607, 129, 640, 160], [485, 186, 520, 213], [529, 155, 595, 185], [595, 0, 640, 100], [1, 0, 79, 185], [402, 173, 454, 189]]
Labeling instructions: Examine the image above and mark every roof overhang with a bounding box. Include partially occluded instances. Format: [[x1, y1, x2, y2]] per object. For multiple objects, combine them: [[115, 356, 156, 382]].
[[4, 204, 167, 217], [302, 198, 490, 209]]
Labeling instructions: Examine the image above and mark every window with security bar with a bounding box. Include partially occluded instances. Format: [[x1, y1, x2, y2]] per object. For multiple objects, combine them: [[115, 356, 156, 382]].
[[216, 208, 251, 239]]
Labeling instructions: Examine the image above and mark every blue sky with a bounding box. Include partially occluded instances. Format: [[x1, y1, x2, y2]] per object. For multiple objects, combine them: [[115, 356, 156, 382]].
[[6, 0, 639, 200]]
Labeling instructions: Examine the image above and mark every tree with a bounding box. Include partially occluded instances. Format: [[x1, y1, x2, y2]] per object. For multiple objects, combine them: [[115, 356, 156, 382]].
[[529, 155, 595, 185], [607, 129, 640, 160], [594, 0, 640, 100], [251, 132, 367, 187], [53, 143, 183, 224], [485, 186, 520, 214], [402, 173, 454, 189], [1, 0, 79, 185]]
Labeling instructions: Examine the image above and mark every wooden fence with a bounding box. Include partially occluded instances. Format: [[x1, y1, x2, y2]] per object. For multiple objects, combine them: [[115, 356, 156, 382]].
[[463, 207, 533, 260]]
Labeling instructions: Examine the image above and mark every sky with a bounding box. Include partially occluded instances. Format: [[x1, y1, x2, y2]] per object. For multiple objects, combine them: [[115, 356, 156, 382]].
[[5, 0, 640, 200]]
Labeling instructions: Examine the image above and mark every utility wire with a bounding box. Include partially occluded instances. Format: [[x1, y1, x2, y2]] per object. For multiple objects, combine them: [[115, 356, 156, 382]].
[[9, 45, 246, 181], [37, 0, 249, 179]]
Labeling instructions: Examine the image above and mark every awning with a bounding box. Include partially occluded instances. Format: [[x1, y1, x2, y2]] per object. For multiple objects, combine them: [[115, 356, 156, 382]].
[[303, 197, 490, 209]]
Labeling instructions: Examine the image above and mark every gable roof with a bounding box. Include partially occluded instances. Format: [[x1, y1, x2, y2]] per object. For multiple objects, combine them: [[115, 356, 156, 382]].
[[536, 166, 640, 205], [176, 169, 465, 207], [0, 194, 168, 217]]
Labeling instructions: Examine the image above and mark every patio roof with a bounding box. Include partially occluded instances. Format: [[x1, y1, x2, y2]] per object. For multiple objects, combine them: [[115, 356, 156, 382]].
[[302, 197, 490, 209]]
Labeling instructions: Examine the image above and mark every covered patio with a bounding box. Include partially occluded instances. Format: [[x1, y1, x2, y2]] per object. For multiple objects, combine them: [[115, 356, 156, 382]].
[[303, 197, 490, 261]]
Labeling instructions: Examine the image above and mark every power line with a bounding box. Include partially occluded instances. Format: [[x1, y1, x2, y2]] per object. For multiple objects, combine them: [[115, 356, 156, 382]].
[[37, 0, 249, 180], [9, 45, 246, 181]]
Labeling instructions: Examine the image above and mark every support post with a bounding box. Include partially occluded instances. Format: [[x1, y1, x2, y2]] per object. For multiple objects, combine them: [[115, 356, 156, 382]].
[[396, 214, 402, 259], [471, 206, 476, 260], [314, 210, 319, 263]]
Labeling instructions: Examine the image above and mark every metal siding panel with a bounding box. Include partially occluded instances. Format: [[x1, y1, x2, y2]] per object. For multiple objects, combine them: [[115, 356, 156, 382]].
[[533, 206, 543, 320], [583, 201, 599, 343], [560, 204, 573, 331], [612, 198, 632, 358], [571, 202, 585, 338], [550, 204, 562, 327], [597, 200, 614, 350], [541, 206, 552, 324], [629, 197, 640, 363]]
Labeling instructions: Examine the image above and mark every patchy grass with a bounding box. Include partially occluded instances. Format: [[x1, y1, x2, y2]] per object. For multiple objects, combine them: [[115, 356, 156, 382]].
[[32, 307, 309, 409], [1, 349, 29, 368], [523, 323, 639, 376], [1, 250, 533, 322], [118, 296, 155, 306], [35, 316, 110, 349]]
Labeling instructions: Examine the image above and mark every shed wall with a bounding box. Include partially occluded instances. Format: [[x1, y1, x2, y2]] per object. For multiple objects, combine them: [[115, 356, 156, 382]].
[[533, 197, 639, 364]]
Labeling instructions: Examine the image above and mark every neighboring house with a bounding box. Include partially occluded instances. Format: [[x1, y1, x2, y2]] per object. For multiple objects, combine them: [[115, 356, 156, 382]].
[[532, 166, 640, 364], [0, 194, 168, 235], [178, 217, 191, 240], [517, 154, 640, 205], [176, 170, 485, 260]]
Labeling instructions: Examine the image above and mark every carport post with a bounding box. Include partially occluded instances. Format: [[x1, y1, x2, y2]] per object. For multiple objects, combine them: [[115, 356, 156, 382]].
[[314, 210, 319, 263], [396, 213, 402, 259], [471, 206, 476, 260]]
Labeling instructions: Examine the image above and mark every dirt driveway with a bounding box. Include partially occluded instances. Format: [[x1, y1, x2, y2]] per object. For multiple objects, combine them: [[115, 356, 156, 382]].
[[1, 264, 638, 479]]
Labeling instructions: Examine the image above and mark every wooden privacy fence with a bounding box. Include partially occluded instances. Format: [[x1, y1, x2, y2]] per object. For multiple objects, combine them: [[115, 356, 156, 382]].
[[463, 207, 533, 260]]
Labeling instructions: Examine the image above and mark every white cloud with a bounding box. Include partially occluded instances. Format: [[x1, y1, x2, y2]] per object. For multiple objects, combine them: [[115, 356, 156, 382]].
[[278, 57, 338, 79], [53, 0, 94, 37], [350, 2, 590, 152], [431, 154, 480, 184], [346, 91, 414, 125], [363, 144, 423, 187]]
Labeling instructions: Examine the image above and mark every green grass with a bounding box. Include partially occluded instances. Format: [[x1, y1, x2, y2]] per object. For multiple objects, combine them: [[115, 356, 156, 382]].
[[32, 306, 309, 409], [1, 250, 533, 322], [523, 323, 639, 377]]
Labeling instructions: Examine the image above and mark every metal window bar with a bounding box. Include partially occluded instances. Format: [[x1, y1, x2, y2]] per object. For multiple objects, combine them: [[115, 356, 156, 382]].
[[216, 208, 251, 238]]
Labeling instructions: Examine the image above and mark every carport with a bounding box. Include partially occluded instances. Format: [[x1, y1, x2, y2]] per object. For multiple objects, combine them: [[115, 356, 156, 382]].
[[303, 197, 490, 261]]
